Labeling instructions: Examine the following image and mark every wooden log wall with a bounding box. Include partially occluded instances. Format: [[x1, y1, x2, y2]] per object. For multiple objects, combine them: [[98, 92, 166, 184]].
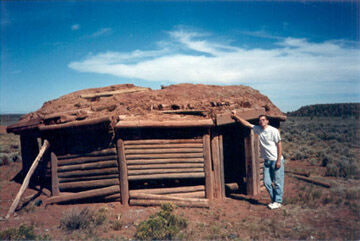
[[54, 148, 120, 194], [244, 129, 258, 195], [254, 134, 265, 191], [123, 137, 210, 206]]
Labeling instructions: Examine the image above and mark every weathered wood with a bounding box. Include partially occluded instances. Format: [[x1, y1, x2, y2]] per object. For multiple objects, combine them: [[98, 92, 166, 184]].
[[117, 138, 129, 206], [80, 87, 150, 99], [20, 134, 40, 173], [59, 178, 119, 190], [116, 119, 214, 128], [124, 139, 202, 145], [127, 158, 204, 165], [131, 192, 207, 203], [125, 153, 204, 160], [51, 152, 60, 196], [294, 175, 331, 188], [254, 133, 261, 194], [127, 163, 204, 170], [285, 170, 310, 177], [216, 107, 265, 126], [45, 185, 120, 205], [160, 110, 206, 115], [58, 160, 117, 172], [125, 148, 203, 154], [168, 191, 205, 198], [211, 134, 222, 199], [39, 117, 110, 131], [128, 172, 205, 181], [5, 140, 50, 219], [58, 156, 117, 167], [203, 132, 214, 200], [57, 148, 117, 160], [225, 182, 240, 192], [59, 174, 119, 183], [245, 130, 257, 196], [218, 134, 225, 199], [130, 185, 205, 195], [128, 168, 204, 176], [129, 199, 209, 208], [58, 167, 118, 178], [125, 143, 203, 149], [7, 118, 42, 134]]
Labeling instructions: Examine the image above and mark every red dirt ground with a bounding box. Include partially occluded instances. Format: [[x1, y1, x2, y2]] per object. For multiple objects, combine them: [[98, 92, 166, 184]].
[[1, 159, 359, 240]]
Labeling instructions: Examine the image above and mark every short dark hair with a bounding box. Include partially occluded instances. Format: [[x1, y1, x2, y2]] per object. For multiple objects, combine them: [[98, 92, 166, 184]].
[[258, 114, 268, 120]]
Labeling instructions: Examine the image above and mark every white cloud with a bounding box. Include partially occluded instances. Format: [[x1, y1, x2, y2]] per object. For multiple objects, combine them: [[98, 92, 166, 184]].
[[69, 30, 360, 87], [71, 24, 80, 31], [91, 28, 112, 37]]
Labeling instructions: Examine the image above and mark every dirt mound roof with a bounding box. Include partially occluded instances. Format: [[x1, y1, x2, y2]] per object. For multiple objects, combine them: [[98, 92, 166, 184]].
[[13, 83, 285, 130]]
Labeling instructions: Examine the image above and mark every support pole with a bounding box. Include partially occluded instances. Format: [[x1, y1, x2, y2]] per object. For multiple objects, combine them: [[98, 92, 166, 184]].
[[203, 130, 214, 200], [116, 138, 129, 206], [51, 152, 60, 196], [5, 140, 50, 219]]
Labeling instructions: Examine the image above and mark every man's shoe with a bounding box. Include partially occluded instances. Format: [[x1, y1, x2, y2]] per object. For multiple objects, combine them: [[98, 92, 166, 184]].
[[267, 202, 274, 209], [269, 202, 282, 209]]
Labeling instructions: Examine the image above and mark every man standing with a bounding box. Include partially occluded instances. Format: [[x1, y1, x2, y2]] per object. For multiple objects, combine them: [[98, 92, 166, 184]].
[[231, 111, 284, 209]]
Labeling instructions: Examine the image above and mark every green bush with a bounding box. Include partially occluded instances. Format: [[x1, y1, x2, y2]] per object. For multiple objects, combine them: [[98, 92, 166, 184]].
[[60, 206, 108, 231], [0, 224, 49, 240], [135, 203, 187, 240]]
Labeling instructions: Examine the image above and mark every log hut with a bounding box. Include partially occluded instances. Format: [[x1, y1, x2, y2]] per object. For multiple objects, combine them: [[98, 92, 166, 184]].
[[7, 83, 286, 207]]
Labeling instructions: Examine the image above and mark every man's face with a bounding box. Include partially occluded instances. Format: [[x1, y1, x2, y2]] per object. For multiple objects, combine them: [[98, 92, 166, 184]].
[[259, 116, 269, 127]]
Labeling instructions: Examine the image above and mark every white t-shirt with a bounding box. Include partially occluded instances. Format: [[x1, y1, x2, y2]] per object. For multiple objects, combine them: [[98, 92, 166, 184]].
[[251, 124, 282, 161]]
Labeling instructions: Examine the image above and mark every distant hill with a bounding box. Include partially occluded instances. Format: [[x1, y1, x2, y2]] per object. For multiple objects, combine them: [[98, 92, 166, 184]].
[[0, 114, 23, 126], [287, 103, 360, 118]]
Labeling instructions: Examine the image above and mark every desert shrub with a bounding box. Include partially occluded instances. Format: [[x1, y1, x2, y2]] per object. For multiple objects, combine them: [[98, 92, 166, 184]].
[[0, 224, 49, 240], [111, 215, 123, 231], [325, 159, 360, 179], [135, 203, 187, 240], [60, 206, 108, 231]]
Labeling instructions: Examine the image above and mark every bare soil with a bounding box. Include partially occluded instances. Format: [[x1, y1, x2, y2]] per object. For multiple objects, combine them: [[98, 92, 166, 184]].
[[1, 153, 359, 240], [17, 83, 285, 125]]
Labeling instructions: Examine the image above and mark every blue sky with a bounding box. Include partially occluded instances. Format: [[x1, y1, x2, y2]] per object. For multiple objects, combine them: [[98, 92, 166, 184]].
[[1, 1, 359, 114]]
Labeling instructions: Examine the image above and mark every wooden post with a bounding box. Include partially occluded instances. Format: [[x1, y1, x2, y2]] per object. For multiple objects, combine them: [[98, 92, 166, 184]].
[[116, 138, 129, 206], [244, 130, 258, 196], [253, 133, 261, 194], [51, 152, 60, 196], [218, 134, 225, 199], [5, 140, 50, 219], [211, 132, 222, 199], [203, 130, 214, 200]]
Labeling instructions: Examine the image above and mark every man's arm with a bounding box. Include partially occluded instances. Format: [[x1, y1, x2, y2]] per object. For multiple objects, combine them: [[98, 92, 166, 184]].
[[276, 141, 282, 169], [231, 111, 253, 128]]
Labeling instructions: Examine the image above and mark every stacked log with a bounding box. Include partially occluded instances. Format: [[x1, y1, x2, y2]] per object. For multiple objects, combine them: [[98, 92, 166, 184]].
[[56, 148, 119, 192], [124, 139, 205, 181], [129, 185, 208, 208]]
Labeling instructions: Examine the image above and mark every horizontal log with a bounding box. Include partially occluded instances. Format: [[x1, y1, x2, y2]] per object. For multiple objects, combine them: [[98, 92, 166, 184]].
[[39, 116, 111, 131], [124, 139, 202, 145], [6, 118, 42, 134], [126, 153, 204, 160], [285, 170, 310, 177], [125, 143, 203, 150], [58, 156, 117, 166], [80, 87, 150, 99], [103, 193, 121, 201], [125, 148, 203, 155], [57, 148, 117, 160], [58, 167, 119, 178], [59, 178, 119, 190], [216, 108, 265, 126], [130, 185, 205, 195], [58, 160, 118, 172], [59, 174, 119, 183], [294, 175, 331, 188], [127, 158, 204, 165], [167, 191, 205, 198], [116, 119, 214, 128], [160, 110, 206, 115], [225, 183, 239, 192], [128, 168, 204, 176], [127, 163, 204, 170], [45, 185, 120, 204], [128, 172, 205, 181], [131, 192, 207, 203], [130, 199, 209, 208]]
